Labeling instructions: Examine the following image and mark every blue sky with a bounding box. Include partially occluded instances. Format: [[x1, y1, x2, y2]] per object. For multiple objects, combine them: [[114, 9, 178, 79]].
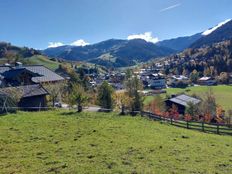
[[0, 0, 232, 49]]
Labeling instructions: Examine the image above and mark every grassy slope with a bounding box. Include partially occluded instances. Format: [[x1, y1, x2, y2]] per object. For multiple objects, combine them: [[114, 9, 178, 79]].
[[144, 85, 232, 112], [24, 55, 61, 70], [0, 111, 232, 174]]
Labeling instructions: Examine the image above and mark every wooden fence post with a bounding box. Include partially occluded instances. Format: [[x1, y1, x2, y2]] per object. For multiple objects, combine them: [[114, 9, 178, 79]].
[[171, 118, 173, 125], [217, 124, 220, 134], [187, 121, 189, 129], [202, 122, 204, 132]]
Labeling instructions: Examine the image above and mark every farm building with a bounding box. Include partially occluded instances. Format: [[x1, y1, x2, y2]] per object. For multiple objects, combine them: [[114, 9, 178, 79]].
[[0, 63, 65, 111], [0, 84, 48, 111], [165, 94, 201, 115]]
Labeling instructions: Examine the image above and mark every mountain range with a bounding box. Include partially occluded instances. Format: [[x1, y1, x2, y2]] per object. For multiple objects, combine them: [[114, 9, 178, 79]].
[[42, 19, 232, 67], [43, 39, 175, 67]]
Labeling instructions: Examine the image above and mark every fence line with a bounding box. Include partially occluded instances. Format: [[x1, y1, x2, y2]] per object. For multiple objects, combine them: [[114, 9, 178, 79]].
[[141, 111, 232, 135]]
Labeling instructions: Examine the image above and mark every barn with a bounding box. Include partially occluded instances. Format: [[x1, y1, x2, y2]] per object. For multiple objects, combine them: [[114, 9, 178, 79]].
[[0, 84, 49, 111], [165, 94, 201, 114]]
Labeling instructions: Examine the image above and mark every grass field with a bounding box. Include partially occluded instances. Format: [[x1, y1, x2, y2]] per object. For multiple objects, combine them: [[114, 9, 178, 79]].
[[24, 55, 61, 70], [0, 110, 232, 174], [144, 85, 232, 112]]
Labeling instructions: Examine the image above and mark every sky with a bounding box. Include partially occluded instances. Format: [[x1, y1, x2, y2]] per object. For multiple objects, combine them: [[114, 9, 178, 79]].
[[0, 0, 232, 49]]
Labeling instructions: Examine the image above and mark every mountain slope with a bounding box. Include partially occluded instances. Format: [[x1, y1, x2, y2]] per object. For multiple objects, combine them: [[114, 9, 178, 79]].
[[43, 39, 175, 67], [156, 33, 202, 52], [191, 19, 232, 48]]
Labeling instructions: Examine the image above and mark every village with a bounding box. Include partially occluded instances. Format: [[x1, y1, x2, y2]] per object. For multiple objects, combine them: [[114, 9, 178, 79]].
[[0, 61, 231, 125]]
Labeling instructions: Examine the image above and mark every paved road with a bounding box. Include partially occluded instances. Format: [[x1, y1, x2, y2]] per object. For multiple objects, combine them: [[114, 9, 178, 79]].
[[83, 106, 101, 112]]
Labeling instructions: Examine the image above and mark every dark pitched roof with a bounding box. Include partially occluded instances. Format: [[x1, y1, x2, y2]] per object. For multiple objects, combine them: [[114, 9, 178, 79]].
[[24, 65, 64, 83], [0, 65, 65, 83], [0, 84, 48, 98], [0, 66, 11, 74], [2, 68, 41, 79], [167, 94, 201, 107], [0, 66, 11, 79]]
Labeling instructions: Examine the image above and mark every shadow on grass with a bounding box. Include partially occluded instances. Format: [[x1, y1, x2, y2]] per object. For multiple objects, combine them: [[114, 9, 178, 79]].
[[59, 111, 77, 116]]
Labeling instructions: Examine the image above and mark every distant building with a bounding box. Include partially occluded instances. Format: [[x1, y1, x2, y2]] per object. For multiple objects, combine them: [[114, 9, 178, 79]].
[[198, 77, 217, 86], [140, 73, 166, 89], [167, 75, 189, 88], [165, 94, 201, 115]]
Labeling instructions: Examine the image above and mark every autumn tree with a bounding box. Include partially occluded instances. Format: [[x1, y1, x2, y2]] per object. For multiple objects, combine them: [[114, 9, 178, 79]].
[[226, 109, 232, 125], [218, 72, 229, 84], [184, 113, 192, 122], [216, 106, 224, 123], [0, 87, 23, 113], [169, 104, 179, 120], [113, 91, 132, 115], [200, 88, 217, 122], [185, 101, 199, 120], [43, 82, 66, 107], [189, 69, 199, 83], [149, 95, 166, 116]]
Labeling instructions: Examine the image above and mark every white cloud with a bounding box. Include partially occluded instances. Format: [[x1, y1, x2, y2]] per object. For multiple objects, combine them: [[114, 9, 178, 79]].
[[70, 39, 90, 46], [48, 42, 64, 48], [202, 19, 231, 36], [127, 32, 159, 43], [160, 3, 181, 12]]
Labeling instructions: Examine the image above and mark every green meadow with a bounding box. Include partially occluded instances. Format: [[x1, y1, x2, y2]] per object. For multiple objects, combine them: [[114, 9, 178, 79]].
[[24, 55, 61, 70], [0, 110, 232, 174]]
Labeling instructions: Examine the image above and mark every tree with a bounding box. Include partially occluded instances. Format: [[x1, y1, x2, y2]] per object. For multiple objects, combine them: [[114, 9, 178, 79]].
[[203, 67, 211, 77], [68, 83, 89, 112], [184, 113, 192, 122], [125, 69, 132, 80], [200, 88, 217, 122], [97, 81, 114, 110], [113, 91, 132, 115], [44, 82, 65, 107], [169, 104, 179, 120], [0, 87, 23, 114], [216, 106, 224, 123], [226, 109, 232, 125], [125, 76, 144, 112], [218, 72, 229, 84], [185, 102, 199, 120], [190, 69, 199, 83], [149, 95, 166, 116]]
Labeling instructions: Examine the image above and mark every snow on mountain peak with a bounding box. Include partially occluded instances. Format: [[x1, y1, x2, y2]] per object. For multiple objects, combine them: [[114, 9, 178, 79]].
[[202, 19, 231, 36]]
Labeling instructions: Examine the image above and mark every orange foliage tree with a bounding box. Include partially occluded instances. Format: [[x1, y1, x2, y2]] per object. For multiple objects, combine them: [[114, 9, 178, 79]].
[[216, 106, 224, 123], [169, 104, 179, 120], [204, 112, 212, 123], [149, 95, 165, 116], [184, 113, 192, 122]]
